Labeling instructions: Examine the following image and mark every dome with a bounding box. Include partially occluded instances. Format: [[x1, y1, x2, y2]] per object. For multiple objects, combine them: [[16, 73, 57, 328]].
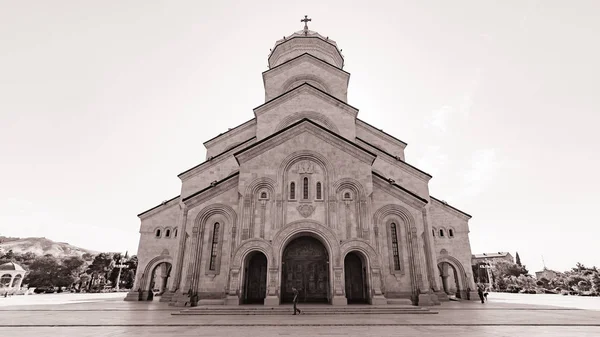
[[0, 262, 25, 271], [268, 18, 344, 69]]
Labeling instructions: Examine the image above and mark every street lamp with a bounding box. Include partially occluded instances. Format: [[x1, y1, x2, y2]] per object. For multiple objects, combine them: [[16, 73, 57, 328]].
[[114, 252, 129, 292]]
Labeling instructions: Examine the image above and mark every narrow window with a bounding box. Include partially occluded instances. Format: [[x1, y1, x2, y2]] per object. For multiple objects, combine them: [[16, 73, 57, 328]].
[[165, 229, 171, 238], [344, 192, 351, 199], [155, 229, 161, 238], [439, 229, 444, 237], [391, 223, 401, 270], [316, 182, 322, 199], [432, 229, 435, 237], [303, 177, 309, 199], [260, 191, 267, 199], [290, 182, 295, 199], [209, 222, 220, 270], [173, 228, 178, 238], [449, 229, 454, 237]]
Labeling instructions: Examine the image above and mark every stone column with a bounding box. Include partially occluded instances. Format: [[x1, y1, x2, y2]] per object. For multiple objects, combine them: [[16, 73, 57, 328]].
[[370, 267, 387, 305], [171, 206, 188, 292], [331, 267, 347, 305], [264, 268, 279, 306], [225, 268, 240, 305]]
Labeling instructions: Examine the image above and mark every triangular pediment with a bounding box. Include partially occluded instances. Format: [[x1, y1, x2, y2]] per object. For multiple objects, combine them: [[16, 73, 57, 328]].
[[253, 82, 358, 118], [234, 118, 375, 165]]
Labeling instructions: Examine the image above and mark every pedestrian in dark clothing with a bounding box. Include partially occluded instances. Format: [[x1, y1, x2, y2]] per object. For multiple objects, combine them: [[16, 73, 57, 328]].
[[292, 287, 302, 315], [477, 284, 485, 303]]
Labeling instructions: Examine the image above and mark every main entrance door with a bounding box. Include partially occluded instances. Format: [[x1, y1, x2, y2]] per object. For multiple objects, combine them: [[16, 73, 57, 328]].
[[243, 252, 267, 304], [281, 236, 329, 303], [344, 252, 367, 304]]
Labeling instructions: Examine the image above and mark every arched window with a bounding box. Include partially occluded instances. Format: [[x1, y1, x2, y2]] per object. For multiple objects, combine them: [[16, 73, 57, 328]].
[[173, 228, 178, 238], [260, 191, 267, 199], [316, 182, 322, 200], [209, 222, 220, 271], [344, 192, 351, 200], [290, 182, 296, 199], [165, 229, 171, 238], [155, 229, 161, 238], [449, 229, 454, 237], [439, 229, 445, 237], [432, 229, 436, 237], [303, 177, 309, 199], [390, 223, 401, 270], [0, 274, 11, 287], [11, 274, 22, 287]]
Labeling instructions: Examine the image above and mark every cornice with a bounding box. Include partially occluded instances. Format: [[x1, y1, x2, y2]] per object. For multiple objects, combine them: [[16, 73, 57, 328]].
[[263, 53, 350, 79], [253, 82, 359, 118], [182, 172, 240, 209], [138, 195, 180, 219], [372, 171, 428, 209], [203, 118, 256, 147], [234, 119, 376, 166], [356, 118, 408, 148], [268, 36, 344, 68], [430, 196, 472, 220], [178, 137, 256, 180], [356, 137, 432, 182]]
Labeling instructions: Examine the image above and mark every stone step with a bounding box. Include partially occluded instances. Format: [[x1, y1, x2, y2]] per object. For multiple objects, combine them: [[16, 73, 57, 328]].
[[173, 305, 436, 315]]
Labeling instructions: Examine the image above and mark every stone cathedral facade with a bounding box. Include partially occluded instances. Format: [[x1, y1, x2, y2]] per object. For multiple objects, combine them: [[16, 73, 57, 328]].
[[126, 23, 478, 306]]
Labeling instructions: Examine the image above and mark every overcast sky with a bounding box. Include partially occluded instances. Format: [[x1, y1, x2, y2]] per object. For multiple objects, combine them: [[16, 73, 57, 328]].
[[1, 1, 598, 274]]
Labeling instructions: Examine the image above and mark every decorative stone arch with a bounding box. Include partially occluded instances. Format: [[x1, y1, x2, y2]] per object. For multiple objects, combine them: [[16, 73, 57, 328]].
[[278, 150, 336, 227], [340, 239, 380, 268], [271, 220, 346, 304], [281, 75, 331, 94], [438, 227, 447, 238], [187, 204, 238, 290], [333, 178, 367, 200], [139, 255, 173, 291], [372, 204, 422, 298], [272, 220, 341, 266], [244, 177, 277, 199], [275, 111, 339, 134], [231, 238, 275, 269], [437, 253, 471, 299]]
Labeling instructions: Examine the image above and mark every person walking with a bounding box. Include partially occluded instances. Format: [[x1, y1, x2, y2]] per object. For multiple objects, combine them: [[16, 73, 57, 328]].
[[292, 287, 302, 315], [477, 284, 485, 303]]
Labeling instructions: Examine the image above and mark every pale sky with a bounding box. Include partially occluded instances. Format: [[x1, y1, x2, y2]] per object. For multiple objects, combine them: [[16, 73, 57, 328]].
[[1, 1, 599, 274]]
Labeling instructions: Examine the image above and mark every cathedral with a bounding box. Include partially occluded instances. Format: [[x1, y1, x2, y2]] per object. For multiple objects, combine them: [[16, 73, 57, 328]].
[[126, 19, 478, 306]]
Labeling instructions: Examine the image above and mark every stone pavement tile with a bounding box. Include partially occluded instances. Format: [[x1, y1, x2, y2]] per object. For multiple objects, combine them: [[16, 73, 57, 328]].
[[2, 326, 600, 337]]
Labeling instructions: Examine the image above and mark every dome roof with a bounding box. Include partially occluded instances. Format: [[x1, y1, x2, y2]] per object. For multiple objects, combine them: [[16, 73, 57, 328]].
[[0, 262, 25, 271], [268, 19, 345, 69]]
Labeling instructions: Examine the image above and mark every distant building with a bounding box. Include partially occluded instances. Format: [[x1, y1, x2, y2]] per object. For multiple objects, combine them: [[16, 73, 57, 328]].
[[471, 252, 514, 265], [535, 268, 558, 280]]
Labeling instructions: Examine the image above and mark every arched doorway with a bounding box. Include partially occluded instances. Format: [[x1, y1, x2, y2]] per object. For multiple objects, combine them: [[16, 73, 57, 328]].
[[344, 252, 368, 304], [281, 236, 329, 303], [148, 262, 172, 301], [243, 251, 267, 304], [438, 262, 461, 298]]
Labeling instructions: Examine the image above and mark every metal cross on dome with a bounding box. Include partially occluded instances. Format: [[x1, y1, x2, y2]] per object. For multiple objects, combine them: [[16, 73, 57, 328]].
[[301, 15, 311, 34]]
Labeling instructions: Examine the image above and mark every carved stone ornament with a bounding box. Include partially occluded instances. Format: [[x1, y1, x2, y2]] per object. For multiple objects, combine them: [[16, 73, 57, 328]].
[[296, 204, 315, 218], [296, 160, 315, 174]]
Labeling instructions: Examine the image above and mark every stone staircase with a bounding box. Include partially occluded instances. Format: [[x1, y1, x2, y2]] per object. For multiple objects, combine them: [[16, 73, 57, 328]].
[[173, 304, 436, 316]]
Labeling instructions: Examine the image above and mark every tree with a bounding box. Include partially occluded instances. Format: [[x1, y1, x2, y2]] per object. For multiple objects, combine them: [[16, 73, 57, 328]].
[[86, 253, 115, 290], [515, 252, 522, 266], [24, 255, 61, 287], [591, 272, 600, 292], [493, 260, 529, 279]]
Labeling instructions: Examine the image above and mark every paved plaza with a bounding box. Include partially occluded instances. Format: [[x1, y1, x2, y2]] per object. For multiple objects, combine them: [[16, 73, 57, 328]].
[[1, 292, 599, 336]]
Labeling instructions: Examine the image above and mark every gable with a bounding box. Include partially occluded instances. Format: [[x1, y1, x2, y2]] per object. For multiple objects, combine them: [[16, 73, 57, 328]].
[[263, 53, 350, 102], [234, 118, 375, 167], [254, 83, 358, 140]]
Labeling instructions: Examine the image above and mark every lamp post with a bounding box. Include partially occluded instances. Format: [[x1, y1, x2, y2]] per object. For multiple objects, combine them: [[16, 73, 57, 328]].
[[114, 252, 129, 292]]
